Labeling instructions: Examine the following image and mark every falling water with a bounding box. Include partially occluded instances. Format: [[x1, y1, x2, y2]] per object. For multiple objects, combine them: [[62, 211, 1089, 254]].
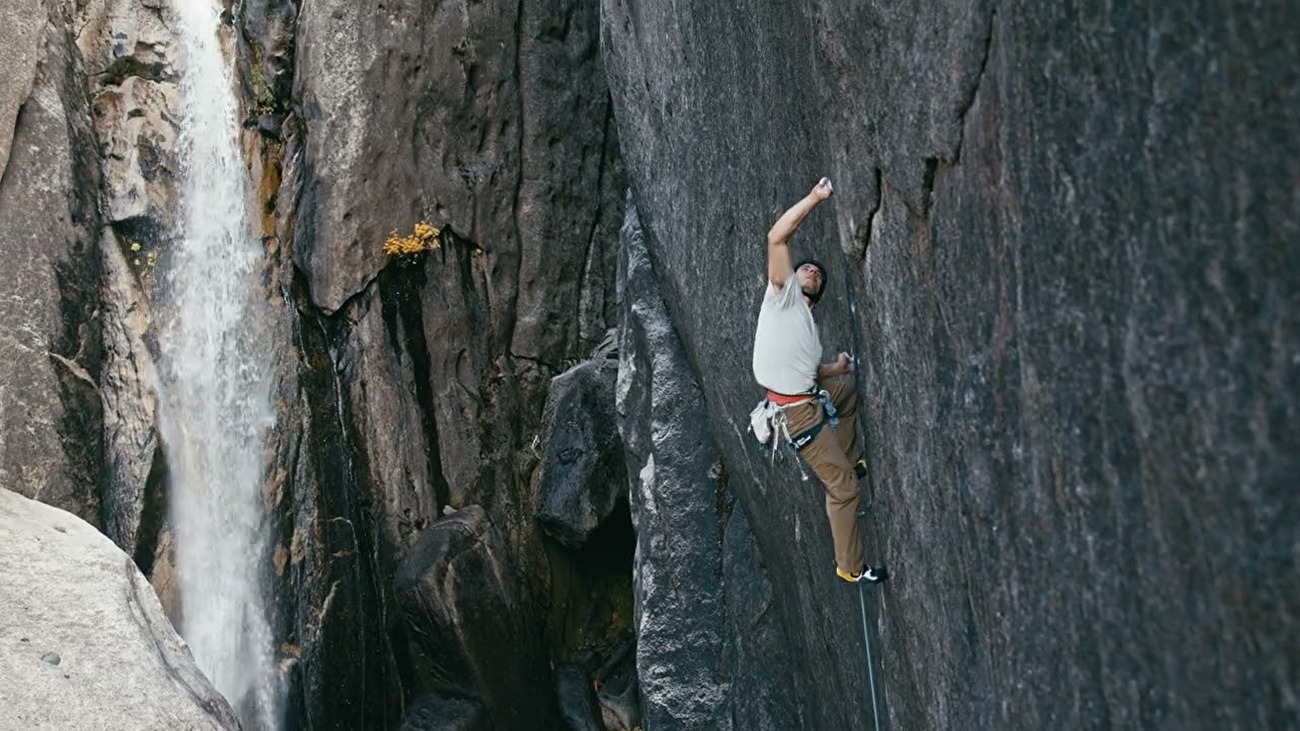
[[159, 1, 279, 728]]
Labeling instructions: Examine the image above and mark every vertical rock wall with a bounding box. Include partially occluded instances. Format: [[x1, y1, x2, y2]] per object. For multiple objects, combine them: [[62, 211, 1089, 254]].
[[0, 0, 179, 559], [601, 0, 1298, 728], [0, 0, 107, 527], [244, 0, 626, 725]]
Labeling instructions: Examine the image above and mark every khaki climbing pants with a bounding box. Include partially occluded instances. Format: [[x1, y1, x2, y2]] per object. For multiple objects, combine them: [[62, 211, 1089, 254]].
[[781, 377, 863, 575]]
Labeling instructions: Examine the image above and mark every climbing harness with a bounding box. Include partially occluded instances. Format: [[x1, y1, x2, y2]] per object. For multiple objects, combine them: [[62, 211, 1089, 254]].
[[747, 390, 839, 480]]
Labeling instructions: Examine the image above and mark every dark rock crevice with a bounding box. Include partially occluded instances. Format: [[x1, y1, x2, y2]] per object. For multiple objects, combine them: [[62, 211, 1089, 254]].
[[378, 261, 453, 514], [130, 443, 169, 575], [0, 100, 25, 191], [505, 0, 527, 358], [93, 54, 176, 86], [846, 167, 883, 262], [272, 266, 405, 731], [395, 505, 560, 730], [951, 4, 997, 167]]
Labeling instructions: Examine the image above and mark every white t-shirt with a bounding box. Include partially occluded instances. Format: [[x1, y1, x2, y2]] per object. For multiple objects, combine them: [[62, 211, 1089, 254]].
[[752, 273, 821, 395]]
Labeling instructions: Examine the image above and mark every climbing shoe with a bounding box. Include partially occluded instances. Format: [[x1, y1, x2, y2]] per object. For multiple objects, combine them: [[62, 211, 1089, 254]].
[[854, 458, 868, 479], [837, 565, 888, 584]]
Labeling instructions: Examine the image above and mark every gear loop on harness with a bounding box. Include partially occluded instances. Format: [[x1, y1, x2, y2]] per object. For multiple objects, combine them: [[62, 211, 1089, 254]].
[[747, 389, 840, 481]]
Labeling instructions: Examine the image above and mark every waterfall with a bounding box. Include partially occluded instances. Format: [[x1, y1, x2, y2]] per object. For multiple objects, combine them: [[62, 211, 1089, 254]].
[[160, 1, 280, 728]]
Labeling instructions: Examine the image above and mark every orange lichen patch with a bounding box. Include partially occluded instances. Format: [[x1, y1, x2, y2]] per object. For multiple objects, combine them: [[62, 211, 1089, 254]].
[[260, 155, 281, 238], [383, 221, 442, 258]]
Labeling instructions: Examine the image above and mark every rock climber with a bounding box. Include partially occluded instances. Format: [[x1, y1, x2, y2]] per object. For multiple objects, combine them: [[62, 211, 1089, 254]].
[[751, 176, 888, 584]]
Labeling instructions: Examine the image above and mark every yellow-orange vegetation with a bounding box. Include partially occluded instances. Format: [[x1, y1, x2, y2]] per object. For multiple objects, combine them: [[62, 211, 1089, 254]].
[[383, 221, 442, 258]]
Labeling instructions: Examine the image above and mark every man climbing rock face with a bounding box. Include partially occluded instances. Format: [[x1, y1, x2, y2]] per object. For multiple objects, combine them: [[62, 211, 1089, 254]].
[[751, 177, 888, 585]]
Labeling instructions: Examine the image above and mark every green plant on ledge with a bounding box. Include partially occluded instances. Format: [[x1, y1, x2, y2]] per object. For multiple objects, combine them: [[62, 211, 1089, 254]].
[[127, 240, 159, 279]]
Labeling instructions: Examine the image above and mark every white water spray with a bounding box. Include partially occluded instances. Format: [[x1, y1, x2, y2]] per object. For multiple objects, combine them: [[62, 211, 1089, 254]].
[[160, 1, 279, 728]]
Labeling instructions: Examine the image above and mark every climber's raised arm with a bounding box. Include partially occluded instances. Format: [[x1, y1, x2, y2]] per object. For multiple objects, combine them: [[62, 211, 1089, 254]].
[[767, 177, 833, 290]]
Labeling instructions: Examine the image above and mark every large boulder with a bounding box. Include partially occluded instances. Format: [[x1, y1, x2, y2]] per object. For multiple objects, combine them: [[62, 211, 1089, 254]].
[[536, 355, 624, 549], [0, 488, 240, 730]]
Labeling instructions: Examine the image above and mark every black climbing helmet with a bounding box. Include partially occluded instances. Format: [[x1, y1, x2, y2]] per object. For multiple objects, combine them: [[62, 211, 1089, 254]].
[[793, 258, 827, 303]]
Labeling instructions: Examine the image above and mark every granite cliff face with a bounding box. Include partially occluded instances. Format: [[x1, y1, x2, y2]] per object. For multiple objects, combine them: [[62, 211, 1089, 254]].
[[249, 0, 626, 725], [602, 1, 1298, 728], [0, 0, 107, 530]]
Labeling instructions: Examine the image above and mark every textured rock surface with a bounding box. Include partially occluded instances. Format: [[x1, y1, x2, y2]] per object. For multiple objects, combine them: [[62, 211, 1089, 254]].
[[252, 0, 627, 723], [618, 202, 791, 729], [0, 0, 107, 524], [5, 0, 627, 728], [97, 228, 163, 559], [260, 287, 404, 731], [554, 663, 605, 731], [0, 0, 174, 562], [536, 355, 624, 549], [291, 0, 621, 338], [602, 1, 1299, 729], [0, 0, 44, 178], [11, 0, 1288, 729], [78, 0, 182, 229], [394, 506, 557, 730], [399, 693, 492, 731], [0, 488, 240, 731]]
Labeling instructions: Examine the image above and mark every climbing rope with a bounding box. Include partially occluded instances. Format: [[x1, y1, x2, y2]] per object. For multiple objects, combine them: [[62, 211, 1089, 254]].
[[844, 263, 883, 731], [856, 581, 883, 731]]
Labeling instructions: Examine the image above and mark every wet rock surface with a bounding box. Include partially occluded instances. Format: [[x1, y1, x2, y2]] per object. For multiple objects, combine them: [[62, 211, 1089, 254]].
[[553, 663, 605, 731], [602, 1, 1299, 728], [394, 506, 557, 730], [250, 0, 626, 723], [399, 693, 492, 731]]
